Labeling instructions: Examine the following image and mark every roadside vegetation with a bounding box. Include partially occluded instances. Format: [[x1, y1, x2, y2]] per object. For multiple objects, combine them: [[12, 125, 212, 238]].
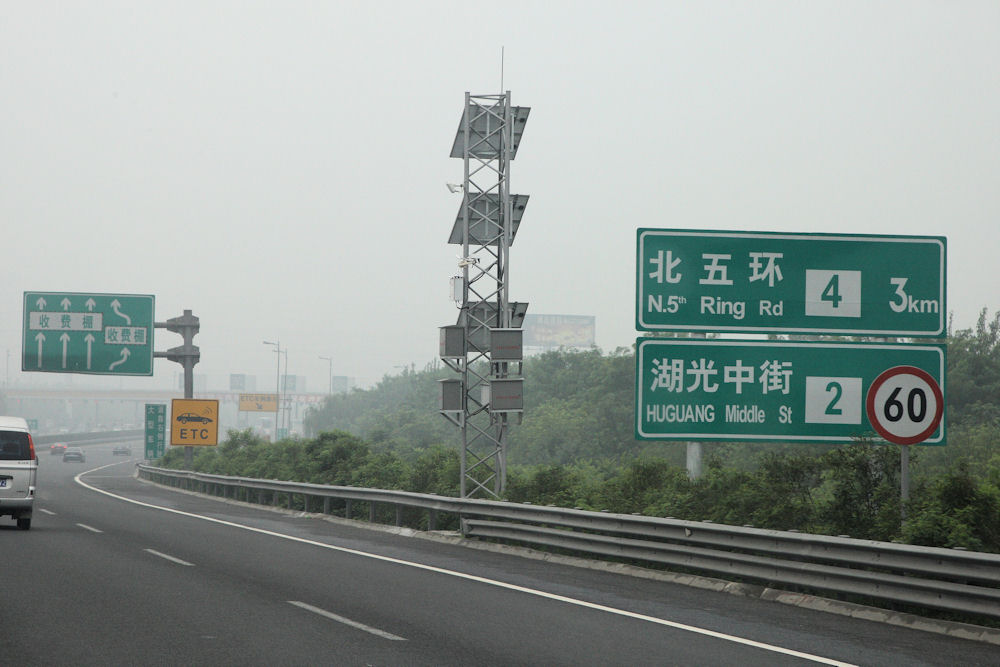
[[160, 309, 1000, 553]]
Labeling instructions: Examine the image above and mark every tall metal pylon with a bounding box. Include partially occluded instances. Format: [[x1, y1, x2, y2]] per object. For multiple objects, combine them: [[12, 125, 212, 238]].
[[439, 92, 529, 498]]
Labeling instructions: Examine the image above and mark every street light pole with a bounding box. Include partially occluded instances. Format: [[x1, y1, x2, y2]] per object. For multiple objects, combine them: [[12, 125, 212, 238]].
[[319, 356, 333, 394], [263, 340, 281, 439]]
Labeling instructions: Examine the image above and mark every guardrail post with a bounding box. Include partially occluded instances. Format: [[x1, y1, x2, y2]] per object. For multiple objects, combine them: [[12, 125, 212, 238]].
[[428, 509, 437, 531], [396, 505, 403, 527], [369, 503, 376, 523], [346, 499, 352, 519], [323, 497, 331, 514]]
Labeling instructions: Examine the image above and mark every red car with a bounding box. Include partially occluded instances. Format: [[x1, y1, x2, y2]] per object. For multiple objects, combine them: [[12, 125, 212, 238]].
[[49, 443, 67, 456]]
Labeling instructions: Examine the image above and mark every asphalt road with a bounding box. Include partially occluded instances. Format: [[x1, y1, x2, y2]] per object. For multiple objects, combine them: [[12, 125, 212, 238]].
[[3, 443, 997, 666]]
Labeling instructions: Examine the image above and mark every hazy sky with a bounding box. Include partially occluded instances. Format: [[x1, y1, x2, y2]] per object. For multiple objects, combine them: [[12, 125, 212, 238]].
[[2, 2, 997, 391]]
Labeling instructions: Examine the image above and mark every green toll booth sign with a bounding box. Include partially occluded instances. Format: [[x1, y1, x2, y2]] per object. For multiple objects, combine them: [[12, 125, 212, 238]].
[[636, 229, 946, 336], [145, 404, 167, 458], [23, 292, 155, 376], [635, 338, 945, 445]]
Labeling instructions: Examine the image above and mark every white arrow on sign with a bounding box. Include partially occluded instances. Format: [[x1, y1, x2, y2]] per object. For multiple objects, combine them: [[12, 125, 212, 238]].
[[85, 298, 96, 312], [60, 333, 71, 368], [60, 298, 72, 311], [34, 332, 45, 368], [36, 297, 47, 311], [85, 333, 95, 369], [110, 299, 132, 325], [109, 347, 131, 371]]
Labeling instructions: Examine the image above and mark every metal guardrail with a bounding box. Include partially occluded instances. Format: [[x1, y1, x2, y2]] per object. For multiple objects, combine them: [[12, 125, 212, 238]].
[[136, 464, 1000, 622], [35, 429, 143, 446]]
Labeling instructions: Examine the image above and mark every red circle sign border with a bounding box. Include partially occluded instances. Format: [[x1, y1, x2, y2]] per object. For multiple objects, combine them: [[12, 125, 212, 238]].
[[865, 365, 943, 445]]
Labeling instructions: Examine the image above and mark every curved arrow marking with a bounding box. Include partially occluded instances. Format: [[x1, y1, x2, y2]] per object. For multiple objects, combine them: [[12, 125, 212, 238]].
[[109, 347, 131, 371], [110, 299, 132, 325]]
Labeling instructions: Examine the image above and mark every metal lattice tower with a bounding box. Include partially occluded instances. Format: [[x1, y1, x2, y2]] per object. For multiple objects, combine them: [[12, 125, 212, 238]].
[[439, 92, 529, 498]]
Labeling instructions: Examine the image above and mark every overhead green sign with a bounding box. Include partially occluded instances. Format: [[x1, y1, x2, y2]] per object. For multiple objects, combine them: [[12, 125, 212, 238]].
[[145, 404, 166, 458], [635, 338, 945, 444], [23, 292, 155, 376], [636, 229, 946, 336]]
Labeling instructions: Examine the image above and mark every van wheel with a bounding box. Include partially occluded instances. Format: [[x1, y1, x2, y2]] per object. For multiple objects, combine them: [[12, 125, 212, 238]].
[[16, 517, 31, 530]]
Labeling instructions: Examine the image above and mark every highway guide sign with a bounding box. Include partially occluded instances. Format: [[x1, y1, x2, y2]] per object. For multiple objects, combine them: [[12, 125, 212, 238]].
[[23, 292, 155, 375], [145, 404, 167, 458], [635, 338, 945, 444], [636, 229, 946, 336]]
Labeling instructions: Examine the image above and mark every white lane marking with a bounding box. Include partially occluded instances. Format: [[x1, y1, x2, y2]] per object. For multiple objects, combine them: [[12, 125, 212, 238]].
[[77, 523, 103, 533], [144, 549, 195, 567], [288, 600, 406, 641], [76, 465, 855, 667], [39, 508, 56, 515]]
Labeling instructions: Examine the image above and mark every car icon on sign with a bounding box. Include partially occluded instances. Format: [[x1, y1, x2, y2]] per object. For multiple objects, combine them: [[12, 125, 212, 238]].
[[176, 413, 213, 424]]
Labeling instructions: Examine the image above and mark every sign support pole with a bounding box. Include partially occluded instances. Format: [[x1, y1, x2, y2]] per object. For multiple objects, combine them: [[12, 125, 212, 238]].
[[154, 310, 200, 467], [686, 443, 703, 480], [901, 445, 910, 527], [686, 332, 706, 479]]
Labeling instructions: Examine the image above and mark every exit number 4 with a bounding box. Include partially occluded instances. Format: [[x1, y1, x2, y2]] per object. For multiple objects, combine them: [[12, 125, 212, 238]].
[[805, 270, 861, 318]]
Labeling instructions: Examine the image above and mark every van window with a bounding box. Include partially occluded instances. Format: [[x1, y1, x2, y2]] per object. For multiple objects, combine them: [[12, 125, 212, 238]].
[[0, 432, 31, 460]]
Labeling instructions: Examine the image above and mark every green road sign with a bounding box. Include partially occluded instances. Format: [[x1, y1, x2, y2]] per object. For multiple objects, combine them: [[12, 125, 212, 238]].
[[636, 229, 946, 336], [145, 404, 166, 458], [635, 338, 945, 444], [23, 292, 155, 376]]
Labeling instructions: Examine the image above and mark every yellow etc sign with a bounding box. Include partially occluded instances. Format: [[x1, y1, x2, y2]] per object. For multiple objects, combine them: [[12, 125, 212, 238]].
[[171, 399, 219, 446]]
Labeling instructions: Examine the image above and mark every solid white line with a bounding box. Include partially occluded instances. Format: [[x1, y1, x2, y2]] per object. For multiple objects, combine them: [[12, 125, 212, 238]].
[[76, 523, 103, 533], [76, 464, 856, 666], [288, 601, 406, 641], [39, 508, 56, 515], [144, 548, 195, 567]]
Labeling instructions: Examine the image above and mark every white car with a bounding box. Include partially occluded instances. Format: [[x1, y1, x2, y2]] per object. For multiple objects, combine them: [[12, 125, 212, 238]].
[[0, 416, 38, 530]]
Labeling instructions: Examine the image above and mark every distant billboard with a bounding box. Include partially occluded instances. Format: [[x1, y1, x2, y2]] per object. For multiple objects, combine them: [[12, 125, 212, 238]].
[[523, 314, 595, 349], [239, 394, 278, 412], [281, 375, 306, 393], [332, 376, 354, 394]]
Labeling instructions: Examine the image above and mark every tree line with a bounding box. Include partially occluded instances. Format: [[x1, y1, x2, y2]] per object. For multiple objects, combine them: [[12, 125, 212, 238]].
[[162, 309, 1000, 552]]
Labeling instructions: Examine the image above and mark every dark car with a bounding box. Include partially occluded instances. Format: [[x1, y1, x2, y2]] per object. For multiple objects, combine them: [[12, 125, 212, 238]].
[[176, 413, 213, 424], [62, 447, 86, 463], [50, 443, 67, 455], [113, 445, 132, 456]]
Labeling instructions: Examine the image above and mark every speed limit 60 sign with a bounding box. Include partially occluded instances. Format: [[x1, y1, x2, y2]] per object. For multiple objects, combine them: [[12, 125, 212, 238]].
[[636, 339, 945, 444], [866, 366, 944, 445]]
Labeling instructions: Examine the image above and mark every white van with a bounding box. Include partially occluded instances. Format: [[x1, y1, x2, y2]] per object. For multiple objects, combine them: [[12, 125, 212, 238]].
[[0, 416, 38, 530]]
